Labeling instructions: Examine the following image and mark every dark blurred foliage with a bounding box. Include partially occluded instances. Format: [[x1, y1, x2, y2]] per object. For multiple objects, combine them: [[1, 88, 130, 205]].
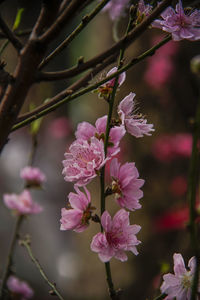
[[0, 1, 200, 299]]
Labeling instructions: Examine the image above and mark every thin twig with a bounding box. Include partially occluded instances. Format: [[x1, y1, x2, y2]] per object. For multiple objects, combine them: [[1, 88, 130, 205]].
[[13, 35, 171, 131], [39, 0, 110, 70], [20, 237, 65, 300], [188, 80, 200, 300], [152, 294, 166, 300], [0, 15, 22, 50], [39, 0, 89, 44], [0, 216, 24, 299], [37, 0, 172, 81]]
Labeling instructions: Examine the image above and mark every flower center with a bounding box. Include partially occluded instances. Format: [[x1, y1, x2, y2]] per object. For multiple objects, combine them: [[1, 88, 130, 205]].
[[181, 272, 192, 289], [112, 180, 122, 196]]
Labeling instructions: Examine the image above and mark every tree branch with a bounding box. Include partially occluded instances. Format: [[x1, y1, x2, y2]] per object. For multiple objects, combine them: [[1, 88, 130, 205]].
[[20, 237, 65, 300], [0, 14, 22, 50], [0, 1, 60, 153], [38, 0, 110, 70], [39, 0, 89, 45], [37, 0, 173, 81], [14, 35, 171, 131], [16, 53, 118, 124]]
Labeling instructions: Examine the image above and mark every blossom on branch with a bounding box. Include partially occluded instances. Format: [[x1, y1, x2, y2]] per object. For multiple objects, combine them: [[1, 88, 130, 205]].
[[62, 137, 107, 186], [3, 190, 42, 215], [75, 115, 125, 157], [97, 67, 126, 100], [160, 253, 199, 300], [152, 0, 200, 41], [136, 0, 152, 23], [60, 186, 93, 232], [118, 92, 154, 137], [91, 209, 141, 262], [102, 0, 130, 21], [7, 276, 34, 299], [20, 166, 46, 188], [110, 158, 144, 210]]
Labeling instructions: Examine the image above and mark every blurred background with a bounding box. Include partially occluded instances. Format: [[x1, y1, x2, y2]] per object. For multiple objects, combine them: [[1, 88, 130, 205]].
[[0, 0, 200, 299]]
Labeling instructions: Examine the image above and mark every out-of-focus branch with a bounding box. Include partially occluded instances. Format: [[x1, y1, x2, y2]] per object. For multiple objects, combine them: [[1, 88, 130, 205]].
[[39, 0, 110, 70], [58, 0, 72, 14], [20, 237, 65, 300], [14, 35, 171, 130], [37, 0, 173, 81], [0, 216, 24, 299], [0, 29, 31, 39], [0, 14, 22, 50]]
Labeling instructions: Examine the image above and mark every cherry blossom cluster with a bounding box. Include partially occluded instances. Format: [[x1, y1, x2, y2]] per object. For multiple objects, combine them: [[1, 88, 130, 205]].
[[102, 0, 200, 43], [3, 166, 45, 215], [60, 67, 154, 262], [161, 253, 200, 300]]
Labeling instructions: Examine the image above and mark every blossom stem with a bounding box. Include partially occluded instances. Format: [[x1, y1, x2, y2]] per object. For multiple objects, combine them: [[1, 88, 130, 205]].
[[188, 81, 200, 300], [0, 215, 24, 299], [12, 35, 171, 132], [100, 13, 136, 300], [20, 237, 65, 300], [152, 294, 166, 300]]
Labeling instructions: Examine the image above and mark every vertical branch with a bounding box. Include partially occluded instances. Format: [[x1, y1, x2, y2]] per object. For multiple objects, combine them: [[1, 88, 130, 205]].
[[188, 80, 200, 300], [100, 10, 135, 300], [0, 216, 24, 299]]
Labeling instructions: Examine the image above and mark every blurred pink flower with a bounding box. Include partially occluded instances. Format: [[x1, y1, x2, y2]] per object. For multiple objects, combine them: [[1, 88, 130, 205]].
[[154, 206, 189, 232], [98, 67, 126, 99], [60, 186, 93, 232], [153, 0, 200, 41], [161, 253, 198, 299], [62, 137, 107, 186], [144, 37, 178, 90], [20, 166, 46, 187], [7, 276, 34, 299], [91, 209, 141, 262], [3, 190, 42, 215], [169, 176, 187, 197], [152, 133, 192, 162], [118, 92, 154, 137], [48, 117, 72, 139], [110, 158, 144, 210], [75, 115, 125, 157], [103, 0, 130, 20]]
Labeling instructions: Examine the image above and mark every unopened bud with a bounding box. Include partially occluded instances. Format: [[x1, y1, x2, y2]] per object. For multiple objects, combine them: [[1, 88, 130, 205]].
[[190, 55, 200, 76]]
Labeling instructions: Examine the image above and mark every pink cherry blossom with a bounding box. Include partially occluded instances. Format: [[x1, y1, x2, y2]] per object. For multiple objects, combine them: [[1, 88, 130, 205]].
[[20, 166, 46, 187], [75, 115, 125, 157], [3, 190, 42, 215], [161, 253, 199, 300], [7, 276, 34, 299], [118, 92, 154, 138], [91, 209, 141, 262], [110, 158, 144, 210], [60, 186, 93, 232], [137, 0, 152, 20], [102, 0, 130, 21], [98, 67, 126, 99], [152, 0, 200, 41], [62, 137, 107, 186]]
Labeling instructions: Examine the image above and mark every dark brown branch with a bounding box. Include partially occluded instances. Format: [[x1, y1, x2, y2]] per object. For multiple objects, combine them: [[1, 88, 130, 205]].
[[0, 1, 60, 152], [39, 0, 89, 45], [38, 0, 110, 70], [0, 29, 31, 39], [37, 0, 173, 81], [0, 14, 22, 50], [16, 53, 117, 124]]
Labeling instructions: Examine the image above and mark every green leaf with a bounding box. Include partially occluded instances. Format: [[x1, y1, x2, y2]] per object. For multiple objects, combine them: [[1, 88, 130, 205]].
[[13, 8, 24, 31]]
